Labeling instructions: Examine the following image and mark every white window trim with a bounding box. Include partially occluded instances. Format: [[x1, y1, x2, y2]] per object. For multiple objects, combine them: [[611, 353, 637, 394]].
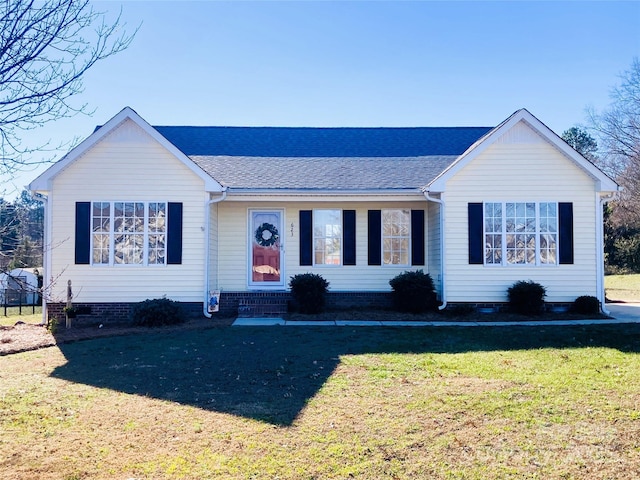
[[483, 201, 558, 267], [90, 201, 167, 267]]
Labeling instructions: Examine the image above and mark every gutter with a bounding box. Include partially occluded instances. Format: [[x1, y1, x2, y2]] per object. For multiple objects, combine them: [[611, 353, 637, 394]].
[[203, 189, 228, 318], [423, 190, 447, 310], [30, 191, 49, 325], [225, 188, 421, 195], [597, 191, 618, 316]]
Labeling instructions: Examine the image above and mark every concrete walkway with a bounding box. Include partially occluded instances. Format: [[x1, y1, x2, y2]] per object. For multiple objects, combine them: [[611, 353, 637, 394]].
[[232, 303, 640, 327]]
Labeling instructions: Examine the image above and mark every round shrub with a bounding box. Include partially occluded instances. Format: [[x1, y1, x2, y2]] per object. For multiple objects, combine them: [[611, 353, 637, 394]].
[[571, 295, 600, 315], [507, 280, 546, 315], [389, 269, 438, 313], [289, 273, 330, 314], [130, 297, 185, 327]]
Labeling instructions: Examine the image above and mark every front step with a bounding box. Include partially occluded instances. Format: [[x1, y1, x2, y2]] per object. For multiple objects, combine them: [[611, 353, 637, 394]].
[[237, 297, 289, 318]]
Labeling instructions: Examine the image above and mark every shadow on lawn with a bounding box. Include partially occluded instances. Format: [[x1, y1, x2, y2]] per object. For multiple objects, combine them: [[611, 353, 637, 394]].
[[50, 324, 640, 426]]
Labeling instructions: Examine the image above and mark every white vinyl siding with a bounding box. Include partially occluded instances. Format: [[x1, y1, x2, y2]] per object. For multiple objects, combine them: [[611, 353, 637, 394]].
[[443, 121, 599, 303], [48, 119, 207, 302]]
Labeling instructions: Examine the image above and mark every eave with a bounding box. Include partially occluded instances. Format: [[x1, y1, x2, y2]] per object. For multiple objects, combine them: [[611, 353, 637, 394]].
[[223, 188, 427, 202]]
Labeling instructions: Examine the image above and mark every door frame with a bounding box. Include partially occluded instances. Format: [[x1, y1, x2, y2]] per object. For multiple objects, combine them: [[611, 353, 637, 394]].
[[247, 208, 285, 289]]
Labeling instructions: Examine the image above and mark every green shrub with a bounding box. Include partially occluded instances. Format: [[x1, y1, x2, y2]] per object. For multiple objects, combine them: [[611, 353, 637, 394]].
[[130, 297, 185, 327], [507, 280, 546, 315], [289, 273, 330, 314], [389, 270, 438, 313], [47, 316, 58, 334], [571, 295, 600, 315]]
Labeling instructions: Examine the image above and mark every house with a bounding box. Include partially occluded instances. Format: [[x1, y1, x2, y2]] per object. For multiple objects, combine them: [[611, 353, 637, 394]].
[[0, 268, 41, 306], [29, 107, 619, 321]]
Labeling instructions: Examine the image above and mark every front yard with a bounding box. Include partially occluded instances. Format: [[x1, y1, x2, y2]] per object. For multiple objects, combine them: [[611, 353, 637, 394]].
[[1, 323, 639, 479]]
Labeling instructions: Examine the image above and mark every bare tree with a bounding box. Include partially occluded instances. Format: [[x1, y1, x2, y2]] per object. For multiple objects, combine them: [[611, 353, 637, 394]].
[[589, 58, 640, 226], [0, 0, 136, 178]]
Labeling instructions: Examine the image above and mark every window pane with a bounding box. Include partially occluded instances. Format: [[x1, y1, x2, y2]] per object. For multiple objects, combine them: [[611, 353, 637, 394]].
[[91, 202, 111, 264], [92, 233, 109, 264], [115, 233, 144, 264], [540, 233, 557, 264], [485, 201, 559, 266], [539, 202, 558, 233], [92, 201, 167, 266], [148, 203, 166, 264], [313, 210, 341, 265], [114, 203, 144, 264], [485, 233, 501, 264], [382, 209, 410, 265]]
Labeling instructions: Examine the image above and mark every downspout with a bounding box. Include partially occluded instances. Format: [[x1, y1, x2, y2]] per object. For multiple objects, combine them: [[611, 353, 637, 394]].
[[203, 189, 228, 318], [423, 190, 447, 310], [30, 192, 49, 325], [597, 191, 617, 315]]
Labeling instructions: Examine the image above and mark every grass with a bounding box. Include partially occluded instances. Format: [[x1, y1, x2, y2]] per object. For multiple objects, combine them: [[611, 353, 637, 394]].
[[605, 273, 640, 302], [0, 306, 42, 326], [1, 324, 640, 479]]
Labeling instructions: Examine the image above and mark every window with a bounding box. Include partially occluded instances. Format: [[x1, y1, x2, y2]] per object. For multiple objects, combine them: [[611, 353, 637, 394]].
[[92, 202, 111, 264], [382, 209, 410, 265], [484, 202, 557, 266], [91, 201, 166, 265], [368, 209, 424, 266], [300, 210, 355, 266], [313, 209, 342, 265], [148, 202, 167, 265]]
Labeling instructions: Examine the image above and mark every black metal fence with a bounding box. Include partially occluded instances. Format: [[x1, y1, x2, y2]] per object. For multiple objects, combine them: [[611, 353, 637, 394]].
[[2, 288, 42, 316]]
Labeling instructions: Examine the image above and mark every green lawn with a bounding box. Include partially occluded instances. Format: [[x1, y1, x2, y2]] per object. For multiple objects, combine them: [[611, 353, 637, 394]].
[[606, 273, 640, 302], [0, 306, 42, 326], [1, 324, 639, 479]]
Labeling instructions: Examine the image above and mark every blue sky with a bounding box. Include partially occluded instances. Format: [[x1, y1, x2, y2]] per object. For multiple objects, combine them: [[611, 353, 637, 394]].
[[6, 0, 640, 197]]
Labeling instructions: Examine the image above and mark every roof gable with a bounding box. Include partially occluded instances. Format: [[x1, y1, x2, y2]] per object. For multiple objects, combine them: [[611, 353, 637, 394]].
[[427, 109, 620, 193], [30, 107, 224, 193]]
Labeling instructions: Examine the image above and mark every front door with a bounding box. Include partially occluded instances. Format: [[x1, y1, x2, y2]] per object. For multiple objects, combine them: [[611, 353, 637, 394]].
[[249, 210, 284, 287]]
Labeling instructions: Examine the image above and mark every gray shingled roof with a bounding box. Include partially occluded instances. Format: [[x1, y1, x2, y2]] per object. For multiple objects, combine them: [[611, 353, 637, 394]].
[[191, 155, 458, 190], [144, 124, 495, 191]]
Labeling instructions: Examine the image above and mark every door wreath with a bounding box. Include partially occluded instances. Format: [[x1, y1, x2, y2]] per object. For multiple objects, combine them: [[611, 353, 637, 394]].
[[255, 222, 279, 247]]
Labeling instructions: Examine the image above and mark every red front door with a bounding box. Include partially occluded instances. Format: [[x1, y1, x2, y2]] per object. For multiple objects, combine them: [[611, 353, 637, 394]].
[[249, 210, 284, 287]]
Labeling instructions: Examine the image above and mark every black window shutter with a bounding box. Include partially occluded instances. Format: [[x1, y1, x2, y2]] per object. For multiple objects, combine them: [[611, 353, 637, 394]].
[[411, 209, 425, 266], [75, 202, 91, 265], [167, 202, 183, 265], [558, 202, 574, 265], [299, 210, 312, 266], [343, 210, 356, 266], [368, 210, 382, 265], [468, 203, 484, 265]]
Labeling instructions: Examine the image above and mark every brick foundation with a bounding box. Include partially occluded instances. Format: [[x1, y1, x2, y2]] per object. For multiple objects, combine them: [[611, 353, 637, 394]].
[[45, 292, 395, 323], [218, 291, 394, 317], [46, 302, 207, 325], [46, 297, 577, 324]]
